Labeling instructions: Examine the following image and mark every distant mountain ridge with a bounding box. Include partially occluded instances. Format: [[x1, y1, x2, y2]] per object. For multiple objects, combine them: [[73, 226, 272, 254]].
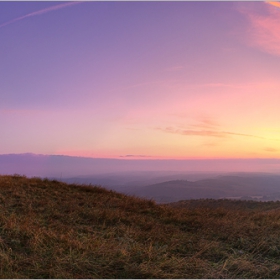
[[123, 175, 280, 203]]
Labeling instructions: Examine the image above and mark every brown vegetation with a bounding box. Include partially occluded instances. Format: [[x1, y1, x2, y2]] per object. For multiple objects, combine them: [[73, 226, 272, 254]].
[[1, 175, 280, 278]]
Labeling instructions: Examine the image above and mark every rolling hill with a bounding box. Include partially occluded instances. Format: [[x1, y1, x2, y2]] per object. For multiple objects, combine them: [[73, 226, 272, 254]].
[[1, 175, 280, 278]]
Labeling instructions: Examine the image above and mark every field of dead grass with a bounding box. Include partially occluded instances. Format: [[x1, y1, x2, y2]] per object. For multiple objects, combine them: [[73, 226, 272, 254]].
[[1, 175, 280, 278]]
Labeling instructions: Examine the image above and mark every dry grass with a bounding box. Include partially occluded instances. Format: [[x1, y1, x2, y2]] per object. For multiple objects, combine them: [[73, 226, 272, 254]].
[[1, 175, 280, 278]]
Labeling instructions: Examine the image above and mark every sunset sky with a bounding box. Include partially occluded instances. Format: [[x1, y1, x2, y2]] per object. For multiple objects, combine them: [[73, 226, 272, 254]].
[[1, 1, 280, 160]]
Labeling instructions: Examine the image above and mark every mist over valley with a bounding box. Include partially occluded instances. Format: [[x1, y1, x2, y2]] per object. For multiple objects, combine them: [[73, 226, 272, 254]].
[[1, 153, 280, 203]]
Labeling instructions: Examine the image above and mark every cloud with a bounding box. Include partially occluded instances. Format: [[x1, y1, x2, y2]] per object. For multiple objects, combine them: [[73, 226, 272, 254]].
[[188, 119, 220, 130], [156, 117, 265, 140], [119, 155, 152, 158], [240, 2, 280, 56], [264, 147, 278, 152], [157, 126, 265, 139], [0, 108, 42, 116], [267, 2, 280, 9], [201, 142, 219, 147], [0, 2, 81, 29], [164, 65, 184, 72]]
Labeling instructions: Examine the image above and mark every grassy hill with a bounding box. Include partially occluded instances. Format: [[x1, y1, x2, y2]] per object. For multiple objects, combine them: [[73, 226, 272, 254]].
[[1, 175, 280, 278]]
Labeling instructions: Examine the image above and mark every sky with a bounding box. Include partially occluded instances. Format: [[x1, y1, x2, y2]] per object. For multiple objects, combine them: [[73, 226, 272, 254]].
[[1, 1, 280, 160]]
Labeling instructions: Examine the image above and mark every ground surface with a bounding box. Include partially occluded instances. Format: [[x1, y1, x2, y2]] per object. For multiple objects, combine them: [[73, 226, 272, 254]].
[[1, 175, 280, 278]]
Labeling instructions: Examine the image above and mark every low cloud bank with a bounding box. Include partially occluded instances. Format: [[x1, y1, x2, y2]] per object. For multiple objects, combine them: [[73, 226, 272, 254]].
[[0, 154, 280, 178]]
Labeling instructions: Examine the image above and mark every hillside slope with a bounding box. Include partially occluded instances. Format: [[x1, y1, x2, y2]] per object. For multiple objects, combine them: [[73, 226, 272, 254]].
[[1, 175, 280, 278]]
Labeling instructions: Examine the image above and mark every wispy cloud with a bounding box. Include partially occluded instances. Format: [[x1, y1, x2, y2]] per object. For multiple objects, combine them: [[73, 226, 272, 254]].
[[240, 2, 280, 56], [267, 2, 280, 9], [0, 108, 42, 116], [157, 126, 265, 140], [0, 2, 81, 29], [188, 119, 220, 130], [164, 65, 184, 72], [201, 142, 219, 148], [119, 155, 152, 158], [264, 147, 278, 152]]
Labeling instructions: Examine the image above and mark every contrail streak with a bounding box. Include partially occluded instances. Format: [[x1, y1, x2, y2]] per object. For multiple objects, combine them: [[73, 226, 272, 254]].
[[0, 2, 81, 29]]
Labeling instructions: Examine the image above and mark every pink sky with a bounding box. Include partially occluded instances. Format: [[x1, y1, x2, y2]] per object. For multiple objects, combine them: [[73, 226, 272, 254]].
[[1, 1, 280, 160]]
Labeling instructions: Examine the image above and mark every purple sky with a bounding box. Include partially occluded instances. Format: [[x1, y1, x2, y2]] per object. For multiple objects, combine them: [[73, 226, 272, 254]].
[[1, 1, 280, 162]]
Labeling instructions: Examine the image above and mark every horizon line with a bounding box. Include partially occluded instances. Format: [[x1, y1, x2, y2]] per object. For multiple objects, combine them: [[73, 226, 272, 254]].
[[1, 152, 280, 161]]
